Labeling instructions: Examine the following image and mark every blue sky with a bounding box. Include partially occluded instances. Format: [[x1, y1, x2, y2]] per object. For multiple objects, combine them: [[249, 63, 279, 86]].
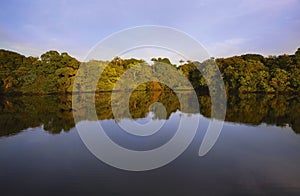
[[0, 0, 299, 60]]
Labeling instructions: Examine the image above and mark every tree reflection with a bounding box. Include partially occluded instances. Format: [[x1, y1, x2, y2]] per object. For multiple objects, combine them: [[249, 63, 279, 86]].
[[0, 91, 299, 137]]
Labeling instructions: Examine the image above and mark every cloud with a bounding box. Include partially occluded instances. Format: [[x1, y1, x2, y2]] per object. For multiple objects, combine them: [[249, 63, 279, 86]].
[[237, 0, 298, 14], [0, 0, 299, 59], [206, 38, 248, 57], [120, 47, 186, 64]]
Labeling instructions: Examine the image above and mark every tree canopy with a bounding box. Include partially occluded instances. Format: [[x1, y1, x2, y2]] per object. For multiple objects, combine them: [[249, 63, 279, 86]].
[[0, 48, 300, 94]]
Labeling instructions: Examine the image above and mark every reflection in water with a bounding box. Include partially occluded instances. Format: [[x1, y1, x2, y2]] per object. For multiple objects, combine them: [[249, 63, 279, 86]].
[[1, 91, 300, 195], [0, 91, 300, 137]]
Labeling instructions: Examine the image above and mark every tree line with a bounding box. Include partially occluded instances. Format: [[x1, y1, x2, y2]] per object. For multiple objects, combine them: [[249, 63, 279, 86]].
[[0, 48, 300, 94]]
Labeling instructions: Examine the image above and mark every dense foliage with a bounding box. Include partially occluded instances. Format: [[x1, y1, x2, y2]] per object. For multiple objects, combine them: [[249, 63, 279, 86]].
[[0, 50, 80, 94], [0, 48, 300, 94]]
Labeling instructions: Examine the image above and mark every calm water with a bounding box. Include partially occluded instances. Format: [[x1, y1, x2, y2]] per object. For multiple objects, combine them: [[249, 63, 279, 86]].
[[0, 91, 300, 195]]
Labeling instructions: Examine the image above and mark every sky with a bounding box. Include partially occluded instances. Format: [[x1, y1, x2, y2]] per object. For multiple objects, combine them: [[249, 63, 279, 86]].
[[0, 0, 300, 61]]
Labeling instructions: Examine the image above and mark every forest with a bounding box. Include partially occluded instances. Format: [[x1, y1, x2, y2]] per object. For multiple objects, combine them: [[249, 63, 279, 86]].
[[0, 48, 300, 94]]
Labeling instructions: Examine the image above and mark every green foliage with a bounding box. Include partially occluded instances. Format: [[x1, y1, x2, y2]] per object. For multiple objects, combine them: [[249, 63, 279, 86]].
[[269, 68, 291, 92], [0, 49, 79, 94], [0, 48, 300, 94], [185, 49, 300, 93]]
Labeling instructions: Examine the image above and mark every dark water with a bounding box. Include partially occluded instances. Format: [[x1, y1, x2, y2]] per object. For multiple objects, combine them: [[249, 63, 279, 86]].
[[0, 91, 300, 195]]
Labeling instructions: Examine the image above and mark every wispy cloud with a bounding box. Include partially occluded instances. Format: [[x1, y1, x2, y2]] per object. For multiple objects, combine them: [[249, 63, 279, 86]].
[[120, 47, 185, 64], [238, 0, 297, 13], [0, 0, 299, 59], [206, 38, 248, 57]]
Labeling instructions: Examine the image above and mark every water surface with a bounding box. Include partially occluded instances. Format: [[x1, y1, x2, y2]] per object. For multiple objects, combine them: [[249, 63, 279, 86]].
[[0, 92, 300, 195]]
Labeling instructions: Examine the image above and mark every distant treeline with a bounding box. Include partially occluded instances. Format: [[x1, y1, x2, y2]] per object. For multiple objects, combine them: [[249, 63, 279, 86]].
[[0, 48, 300, 94]]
